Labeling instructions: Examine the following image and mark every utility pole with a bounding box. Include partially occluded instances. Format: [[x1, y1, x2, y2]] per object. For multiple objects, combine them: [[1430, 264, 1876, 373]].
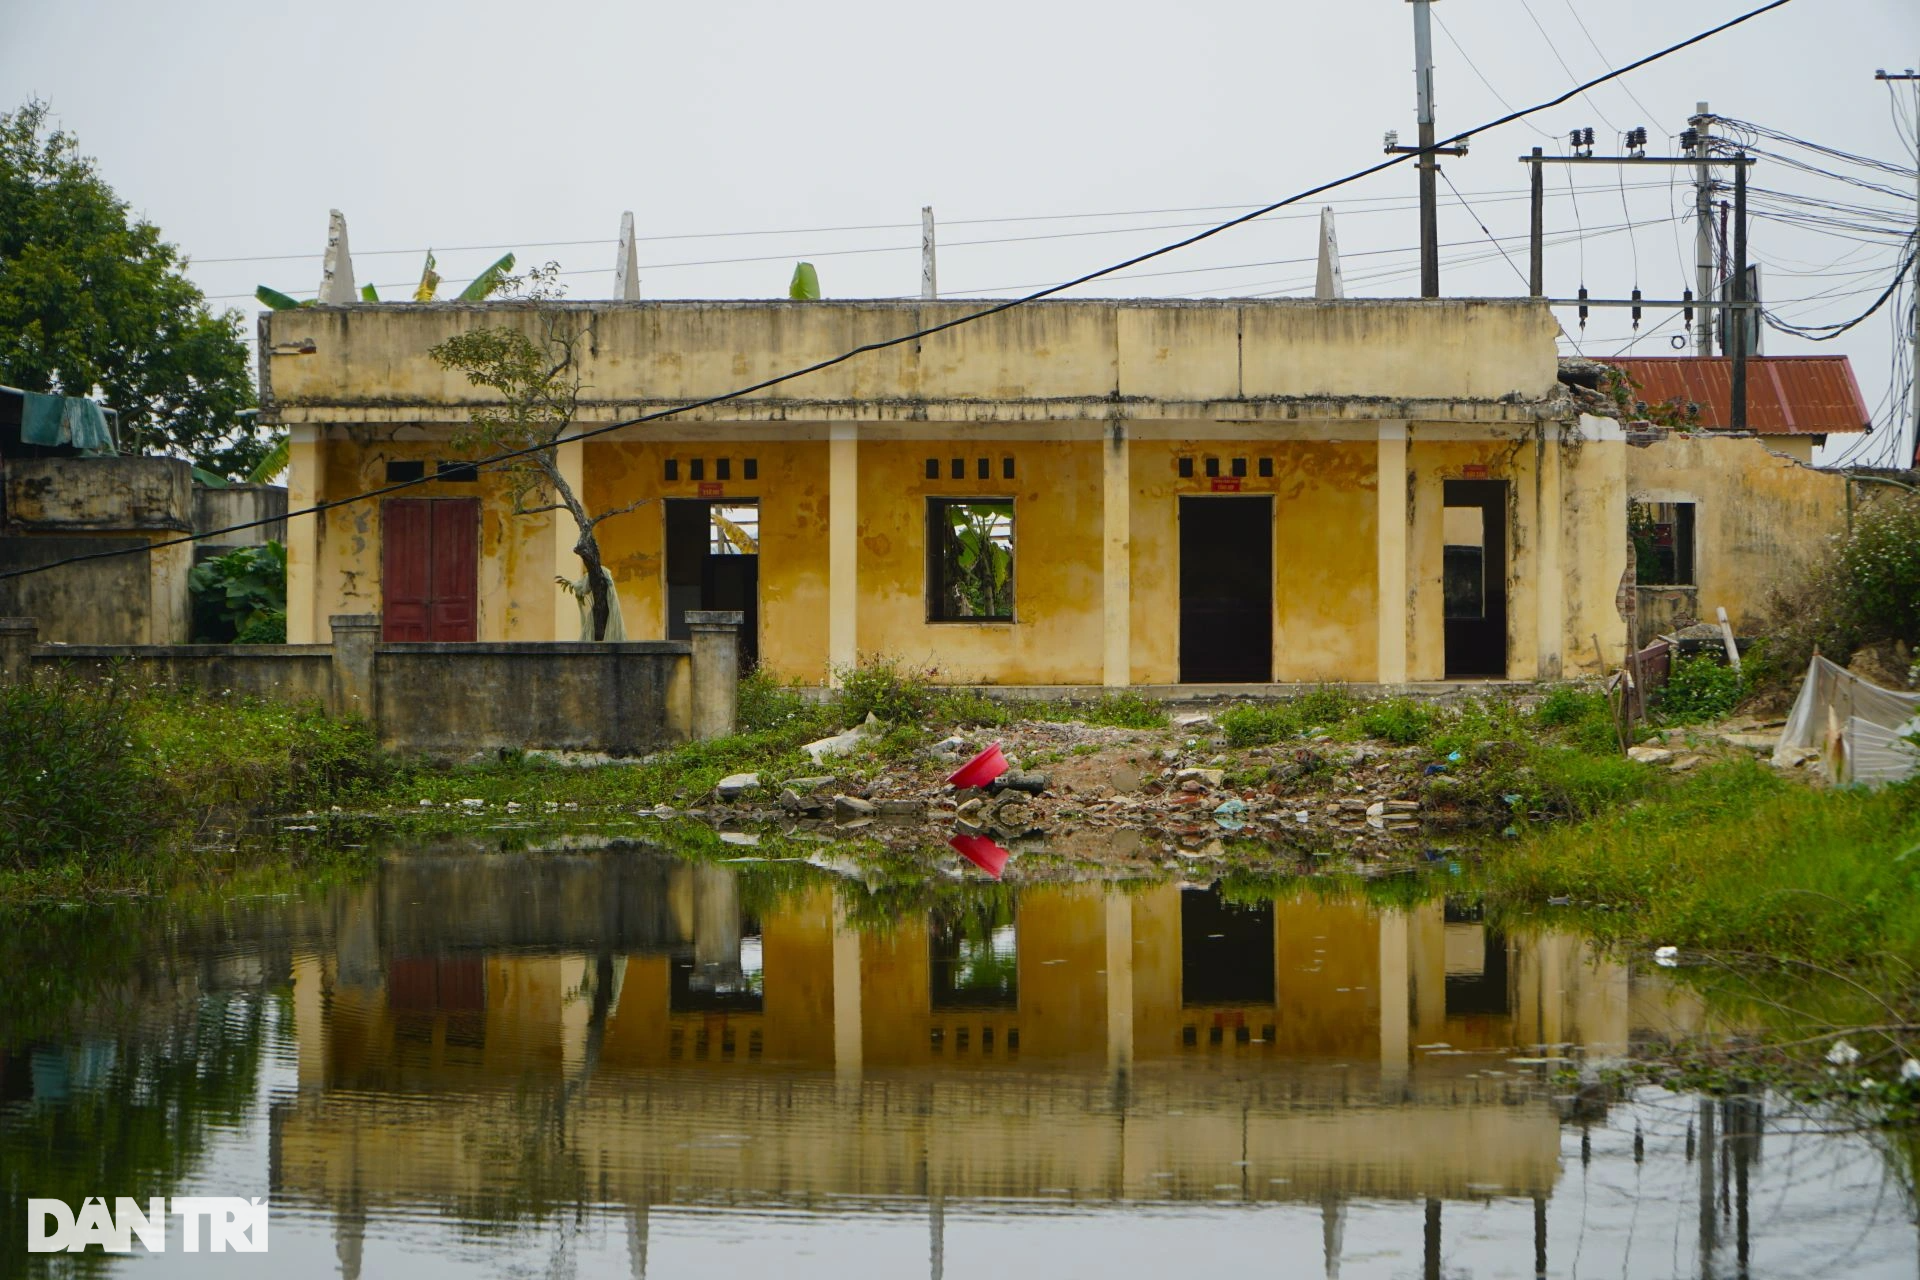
[[1385, 1, 1467, 298], [1877, 69, 1920, 465], [1688, 102, 1716, 355], [1412, 0, 1439, 297], [1527, 147, 1544, 296], [1731, 152, 1749, 430]]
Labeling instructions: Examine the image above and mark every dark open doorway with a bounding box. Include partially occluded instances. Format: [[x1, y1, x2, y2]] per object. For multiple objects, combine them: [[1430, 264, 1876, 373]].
[[665, 499, 759, 672], [1442, 480, 1508, 678], [1179, 496, 1273, 683]]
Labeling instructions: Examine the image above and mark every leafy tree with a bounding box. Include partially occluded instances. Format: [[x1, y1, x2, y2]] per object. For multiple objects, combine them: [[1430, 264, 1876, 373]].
[[0, 101, 262, 476], [428, 264, 644, 640]]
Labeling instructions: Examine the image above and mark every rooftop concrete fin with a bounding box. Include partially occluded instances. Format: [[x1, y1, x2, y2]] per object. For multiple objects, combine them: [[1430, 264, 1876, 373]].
[[317, 210, 357, 304], [921, 206, 937, 300], [615, 211, 640, 301], [1315, 207, 1345, 300]]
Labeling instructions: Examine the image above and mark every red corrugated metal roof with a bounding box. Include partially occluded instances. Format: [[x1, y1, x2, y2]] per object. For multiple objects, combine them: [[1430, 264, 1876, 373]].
[[1599, 356, 1870, 435]]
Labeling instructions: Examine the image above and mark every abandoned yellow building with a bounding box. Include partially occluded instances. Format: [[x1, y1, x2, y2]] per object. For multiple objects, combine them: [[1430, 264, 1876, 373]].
[[263, 299, 1863, 686]]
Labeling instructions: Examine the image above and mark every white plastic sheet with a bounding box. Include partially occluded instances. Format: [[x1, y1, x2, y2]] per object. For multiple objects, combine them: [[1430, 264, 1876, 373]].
[[1772, 655, 1920, 786]]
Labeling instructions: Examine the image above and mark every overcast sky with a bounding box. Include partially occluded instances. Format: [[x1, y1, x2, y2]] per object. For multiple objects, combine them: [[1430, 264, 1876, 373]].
[[4, 0, 1915, 463]]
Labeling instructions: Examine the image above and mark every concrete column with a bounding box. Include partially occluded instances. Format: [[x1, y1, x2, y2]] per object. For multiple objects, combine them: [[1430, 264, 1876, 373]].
[[329, 614, 380, 722], [285, 425, 322, 644], [685, 610, 743, 740], [827, 423, 859, 684], [1534, 432, 1565, 680], [1376, 423, 1410, 685], [0, 618, 37, 682], [1102, 422, 1132, 687], [551, 434, 586, 641]]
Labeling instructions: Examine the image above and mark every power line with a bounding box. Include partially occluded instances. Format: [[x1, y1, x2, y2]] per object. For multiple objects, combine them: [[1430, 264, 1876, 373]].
[[1518, 0, 1620, 134], [0, 0, 1801, 587], [187, 183, 1621, 268]]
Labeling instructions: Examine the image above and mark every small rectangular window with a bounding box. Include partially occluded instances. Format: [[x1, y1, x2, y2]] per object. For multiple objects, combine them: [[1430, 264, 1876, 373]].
[[385, 460, 426, 483], [926, 458, 940, 480], [1178, 457, 1194, 478], [950, 458, 964, 480], [743, 458, 758, 480], [716, 458, 731, 481], [435, 460, 479, 483], [1002, 457, 1015, 479], [1258, 457, 1273, 478], [928, 498, 1015, 622], [1204, 457, 1220, 478], [665, 459, 680, 482], [1631, 500, 1697, 585], [977, 457, 989, 480], [1231, 457, 1247, 478], [689, 458, 705, 482]]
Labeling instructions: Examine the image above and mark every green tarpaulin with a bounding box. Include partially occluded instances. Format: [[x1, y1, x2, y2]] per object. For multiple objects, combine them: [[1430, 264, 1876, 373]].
[[19, 391, 114, 452]]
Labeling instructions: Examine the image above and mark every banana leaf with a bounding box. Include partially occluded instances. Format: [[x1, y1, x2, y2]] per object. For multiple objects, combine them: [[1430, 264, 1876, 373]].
[[789, 261, 821, 300], [255, 285, 309, 310], [414, 251, 440, 302], [456, 253, 515, 301], [248, 435, 290, 483]]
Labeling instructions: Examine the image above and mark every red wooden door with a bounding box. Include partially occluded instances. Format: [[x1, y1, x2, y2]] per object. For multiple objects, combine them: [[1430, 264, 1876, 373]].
[[381, 498, 479, 641]]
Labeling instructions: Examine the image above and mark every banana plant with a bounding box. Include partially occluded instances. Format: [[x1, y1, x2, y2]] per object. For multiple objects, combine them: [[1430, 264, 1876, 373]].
[[789, 261, 821, 300], [256, 250, 513, 308]]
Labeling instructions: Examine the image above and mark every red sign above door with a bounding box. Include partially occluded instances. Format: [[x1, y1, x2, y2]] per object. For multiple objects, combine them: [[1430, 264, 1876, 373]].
[[698, 482, 724, 498], [1209, 477, 1242, 492]]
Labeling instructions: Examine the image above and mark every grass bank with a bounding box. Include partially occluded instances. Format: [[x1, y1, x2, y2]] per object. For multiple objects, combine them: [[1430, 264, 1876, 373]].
[[1485, 758, 1920, 970], [0, 671, 392, 897]]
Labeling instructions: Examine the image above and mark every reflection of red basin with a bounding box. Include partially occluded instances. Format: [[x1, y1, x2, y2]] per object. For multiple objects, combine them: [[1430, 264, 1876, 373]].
[[946, 742, 1009, 789], [949, 833, 1011, 879]]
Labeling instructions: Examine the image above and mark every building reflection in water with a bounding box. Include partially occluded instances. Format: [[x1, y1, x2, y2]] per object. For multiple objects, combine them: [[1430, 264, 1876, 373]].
[[274, 852, 1720, 1278]]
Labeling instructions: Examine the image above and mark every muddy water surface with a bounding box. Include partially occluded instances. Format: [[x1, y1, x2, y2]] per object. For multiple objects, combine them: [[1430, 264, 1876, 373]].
[[2, 845, 1914, 1278]]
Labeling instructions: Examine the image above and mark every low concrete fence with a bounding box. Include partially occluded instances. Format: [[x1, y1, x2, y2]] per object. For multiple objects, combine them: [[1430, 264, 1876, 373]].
[[0, 611, 743, 758]]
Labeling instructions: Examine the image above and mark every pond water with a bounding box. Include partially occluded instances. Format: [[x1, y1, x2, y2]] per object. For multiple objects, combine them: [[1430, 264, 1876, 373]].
[[2, 844, 1914, 1278]]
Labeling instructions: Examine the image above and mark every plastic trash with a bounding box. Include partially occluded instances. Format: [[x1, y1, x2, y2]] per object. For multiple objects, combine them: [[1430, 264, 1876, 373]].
[[949, 833, 1011, 879], [948, 742, 1010, 789], [1654, 945, 1679, 967]]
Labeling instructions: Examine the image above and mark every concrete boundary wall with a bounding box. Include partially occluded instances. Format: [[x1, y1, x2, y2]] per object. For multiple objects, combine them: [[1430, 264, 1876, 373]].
[[0, 613, 730, 759]]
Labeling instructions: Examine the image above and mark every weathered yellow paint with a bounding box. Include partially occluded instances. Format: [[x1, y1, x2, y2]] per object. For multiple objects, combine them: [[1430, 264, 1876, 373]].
[[304, 432, 560, 641], [583, 438, 831, 680], [265, 301, 1843, 687], [854, 439, 1105, 685], [1625, 433, 1850, 633], [1128, 438, 1382, 684]]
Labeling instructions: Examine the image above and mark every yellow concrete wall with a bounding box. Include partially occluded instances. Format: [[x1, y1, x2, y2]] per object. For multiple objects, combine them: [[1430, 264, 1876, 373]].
[[1625, 433, 1850, 633], [584, 439, 831, 679], [265, 300, 1560, 411], [1560, 422, 1631, 675], [297, 432, 559, 642], [854, 440, 1105, 684], [1127, 438, 1380, 684]]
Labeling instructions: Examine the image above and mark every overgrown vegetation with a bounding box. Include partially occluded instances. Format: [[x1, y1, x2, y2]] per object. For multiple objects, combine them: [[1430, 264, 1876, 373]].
[[1657, 651, 1748, 724], [187, 542, 287, 644], [1487, 759, 1920, 968], [1757, 489, 1920, 684], [0, 672, 390, 884]]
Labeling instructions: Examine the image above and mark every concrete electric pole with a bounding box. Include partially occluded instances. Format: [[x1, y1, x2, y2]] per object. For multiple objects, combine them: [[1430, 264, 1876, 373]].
[[1412, 0, 1439, 297], [1385, 1, 1467, 298], [1688, 103, 1716, 355], [1876, 69, 1920, 465]]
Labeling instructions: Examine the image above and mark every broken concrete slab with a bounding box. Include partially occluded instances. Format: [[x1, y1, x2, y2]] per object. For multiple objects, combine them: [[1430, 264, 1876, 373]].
[[833, 794, 877, 822], [715, 772, 761, 799], [1626, 745, 1676, 764]]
